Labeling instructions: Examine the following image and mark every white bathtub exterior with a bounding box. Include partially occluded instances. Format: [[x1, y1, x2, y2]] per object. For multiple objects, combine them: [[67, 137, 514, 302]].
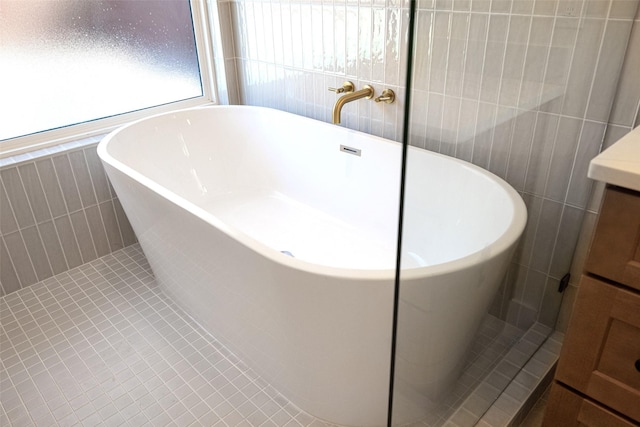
[[98, 105, 526, 426]]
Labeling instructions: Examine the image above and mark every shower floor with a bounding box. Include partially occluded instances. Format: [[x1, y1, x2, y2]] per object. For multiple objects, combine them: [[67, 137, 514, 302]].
[[0, 244, 528, 427]]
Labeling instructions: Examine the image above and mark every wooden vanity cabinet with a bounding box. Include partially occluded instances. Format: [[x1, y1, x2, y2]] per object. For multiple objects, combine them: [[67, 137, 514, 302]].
[[585, 186, 640, 291], [543, 186, 640, 427]]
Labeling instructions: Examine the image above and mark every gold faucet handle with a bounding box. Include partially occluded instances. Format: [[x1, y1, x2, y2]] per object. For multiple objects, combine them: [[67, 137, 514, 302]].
[[328, 81, 355, 94], [375, 89, 395, 104]]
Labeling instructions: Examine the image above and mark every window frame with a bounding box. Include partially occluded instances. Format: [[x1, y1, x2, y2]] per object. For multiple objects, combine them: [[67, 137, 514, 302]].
[[0, 0, 217, 159]]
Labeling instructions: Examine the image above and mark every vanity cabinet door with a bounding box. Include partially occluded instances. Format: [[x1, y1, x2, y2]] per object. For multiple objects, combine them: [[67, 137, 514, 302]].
[[543, 383, 637, 427], [586, 186, 640, 291], [555, 275, 640, 422]]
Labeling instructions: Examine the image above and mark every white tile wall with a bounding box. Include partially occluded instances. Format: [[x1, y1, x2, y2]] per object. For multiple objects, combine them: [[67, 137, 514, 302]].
[[224, 0, 410, 140], [556, 3, 640, 334]]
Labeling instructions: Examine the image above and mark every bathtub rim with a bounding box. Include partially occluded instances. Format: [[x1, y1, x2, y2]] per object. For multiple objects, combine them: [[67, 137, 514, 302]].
[[97, 105, 527, 282]]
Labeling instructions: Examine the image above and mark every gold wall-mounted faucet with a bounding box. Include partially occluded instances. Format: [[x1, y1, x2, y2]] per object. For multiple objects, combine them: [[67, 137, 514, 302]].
[[330, 85, 374, 124], [328, 81, 354, 94], [375, 89, 395, 104]]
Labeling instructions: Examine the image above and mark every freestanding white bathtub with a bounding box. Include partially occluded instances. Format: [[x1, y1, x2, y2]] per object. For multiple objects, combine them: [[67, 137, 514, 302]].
[[98, 105, 526, 426]]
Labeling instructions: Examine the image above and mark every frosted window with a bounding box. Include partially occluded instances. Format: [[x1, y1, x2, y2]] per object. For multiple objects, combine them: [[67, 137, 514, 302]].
[[0, 0, 203, 141]]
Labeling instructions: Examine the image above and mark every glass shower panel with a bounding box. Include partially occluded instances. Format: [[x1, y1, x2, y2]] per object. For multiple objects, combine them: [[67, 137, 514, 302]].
[[391, 0, 640, 425]]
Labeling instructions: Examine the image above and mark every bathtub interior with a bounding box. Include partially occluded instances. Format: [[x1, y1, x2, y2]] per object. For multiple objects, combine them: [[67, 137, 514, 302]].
[[103, 106, 521, 273], [402, 150, 518, 268], [103, 107, 402, 270]]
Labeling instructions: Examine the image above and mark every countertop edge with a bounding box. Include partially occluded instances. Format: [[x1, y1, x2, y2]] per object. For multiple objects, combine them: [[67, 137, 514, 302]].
[[587, 126, 640, 192]]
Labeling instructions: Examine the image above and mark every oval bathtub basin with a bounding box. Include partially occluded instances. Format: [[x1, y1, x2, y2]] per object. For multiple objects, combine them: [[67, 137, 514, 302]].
[[98, 105, 526, 426]]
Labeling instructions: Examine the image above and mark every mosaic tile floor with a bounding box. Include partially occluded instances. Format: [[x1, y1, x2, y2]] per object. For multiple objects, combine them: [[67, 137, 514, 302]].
[[0, 244, 542, 427], [0, 245, 332, 427]]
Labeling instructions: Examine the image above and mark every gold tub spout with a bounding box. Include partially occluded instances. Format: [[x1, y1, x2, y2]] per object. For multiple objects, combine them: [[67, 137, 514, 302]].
[[332, 85, 374, 124]]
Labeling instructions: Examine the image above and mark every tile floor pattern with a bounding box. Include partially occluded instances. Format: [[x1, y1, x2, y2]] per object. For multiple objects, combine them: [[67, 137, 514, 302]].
[[0, 245, 334, 427], [0, 244, 537, 427]]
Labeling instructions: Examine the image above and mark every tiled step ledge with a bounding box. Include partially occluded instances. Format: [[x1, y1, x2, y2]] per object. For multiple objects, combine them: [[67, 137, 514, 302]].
[[449, 328, 563, 427]]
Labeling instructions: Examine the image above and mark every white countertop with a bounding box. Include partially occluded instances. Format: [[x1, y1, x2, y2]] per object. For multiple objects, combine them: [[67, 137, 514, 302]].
[[588, 125, 640, 192]]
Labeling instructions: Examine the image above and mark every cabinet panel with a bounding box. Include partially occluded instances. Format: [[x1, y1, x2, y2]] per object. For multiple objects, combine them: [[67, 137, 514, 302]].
[[597, 318, 640, 391], [555, 275, 640, 422], [586, 186, 640, 291], [542, 383, 637, 427]]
